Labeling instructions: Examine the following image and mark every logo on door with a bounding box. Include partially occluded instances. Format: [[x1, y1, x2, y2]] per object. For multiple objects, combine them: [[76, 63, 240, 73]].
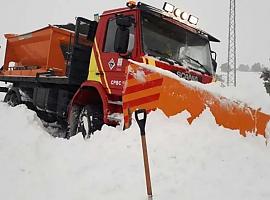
[[108, 58, 116, 70]]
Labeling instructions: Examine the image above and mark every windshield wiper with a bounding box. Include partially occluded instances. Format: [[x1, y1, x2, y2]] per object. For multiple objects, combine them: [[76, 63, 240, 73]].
[[182, 55, 211, 75], [147, 49, 174, 65], [159, 57, 174, 66], [146, 49, 211, 76]]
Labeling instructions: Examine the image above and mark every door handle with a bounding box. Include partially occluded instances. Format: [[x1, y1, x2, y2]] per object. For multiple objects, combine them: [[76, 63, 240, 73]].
[[96, 72, 104, 76]]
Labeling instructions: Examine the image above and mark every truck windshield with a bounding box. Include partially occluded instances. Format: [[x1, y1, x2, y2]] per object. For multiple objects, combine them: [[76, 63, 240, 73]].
[[141, 12, 213, 75]]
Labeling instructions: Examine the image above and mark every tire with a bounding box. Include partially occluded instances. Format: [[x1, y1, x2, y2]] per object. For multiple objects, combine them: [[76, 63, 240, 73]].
[[66, 105, 82, 139], [77, 105, 103, 139], [4, 91, 21, 107]]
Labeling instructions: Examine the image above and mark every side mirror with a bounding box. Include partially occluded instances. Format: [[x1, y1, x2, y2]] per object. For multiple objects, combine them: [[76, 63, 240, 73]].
[[116, 16, 132, 27], [211, 51, 217, 61], [211, 51, 217, 72], [212, 59, 217, 72], [114, 27, 130, 54], [114, 16, 133, 54]]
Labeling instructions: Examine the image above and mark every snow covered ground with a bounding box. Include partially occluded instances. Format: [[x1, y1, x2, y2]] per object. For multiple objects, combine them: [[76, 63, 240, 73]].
[[0, 72, 270, 200]]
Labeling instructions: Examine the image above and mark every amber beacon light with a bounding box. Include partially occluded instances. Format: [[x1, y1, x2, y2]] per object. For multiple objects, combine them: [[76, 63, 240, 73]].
[[127, 0, 137, 8]]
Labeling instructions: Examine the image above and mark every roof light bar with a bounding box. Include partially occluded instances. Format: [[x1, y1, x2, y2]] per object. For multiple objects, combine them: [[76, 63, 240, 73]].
[[174, 8, 181, 17], [188, 15, 199, 25], [162, 2, 199, 25], [180, 12, 189, 21], [163, 2, 175, 13]]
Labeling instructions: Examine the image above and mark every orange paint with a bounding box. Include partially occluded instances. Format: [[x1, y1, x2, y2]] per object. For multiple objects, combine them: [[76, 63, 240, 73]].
[[123, 64, 270, 137], [1, 26, 91, 77]]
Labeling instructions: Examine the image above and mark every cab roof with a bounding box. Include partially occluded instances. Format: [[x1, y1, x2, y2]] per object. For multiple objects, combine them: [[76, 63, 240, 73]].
[[102, 2, 220, 42]]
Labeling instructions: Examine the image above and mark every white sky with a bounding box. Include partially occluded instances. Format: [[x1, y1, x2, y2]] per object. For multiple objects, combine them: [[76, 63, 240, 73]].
[[0, 0, 269, 67]]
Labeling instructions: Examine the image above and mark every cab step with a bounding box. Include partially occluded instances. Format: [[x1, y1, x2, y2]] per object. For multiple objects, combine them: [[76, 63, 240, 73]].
[[107, 113, 123, 123], [108, 100, 123, 106]]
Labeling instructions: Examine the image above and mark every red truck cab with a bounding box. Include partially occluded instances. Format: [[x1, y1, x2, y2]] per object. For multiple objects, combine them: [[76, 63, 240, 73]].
[[70, 2, 219, 137], [87, 2, 219, 91]]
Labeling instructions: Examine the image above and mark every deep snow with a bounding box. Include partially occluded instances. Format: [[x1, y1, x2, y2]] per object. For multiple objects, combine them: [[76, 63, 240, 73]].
[[0, 72, 270, 200]]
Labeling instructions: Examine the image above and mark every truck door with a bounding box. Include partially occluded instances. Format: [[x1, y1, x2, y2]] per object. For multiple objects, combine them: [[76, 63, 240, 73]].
[[68, 17, 97, 85], [90, 12, 137, 95]]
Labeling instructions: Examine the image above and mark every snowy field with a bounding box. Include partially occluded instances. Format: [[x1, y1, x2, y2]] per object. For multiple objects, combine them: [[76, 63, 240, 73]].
[[0, 72, 270, 200]]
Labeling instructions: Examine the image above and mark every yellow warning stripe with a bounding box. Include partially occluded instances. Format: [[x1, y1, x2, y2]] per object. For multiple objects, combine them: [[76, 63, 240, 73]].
[[87, 48, 101, 82], [147, 56, 156, 66], [123, 86, 162, 102], [94, 38, 111, 94], [126, 73, 162, 87]]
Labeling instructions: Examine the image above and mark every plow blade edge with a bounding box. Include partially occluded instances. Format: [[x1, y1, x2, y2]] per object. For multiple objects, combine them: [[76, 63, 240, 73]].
[[123, 61, 270, 137]]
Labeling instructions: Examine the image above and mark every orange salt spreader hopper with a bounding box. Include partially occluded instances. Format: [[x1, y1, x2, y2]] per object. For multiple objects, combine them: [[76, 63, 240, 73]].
[[1, 25, 91, 77], [123, 60, 270, 138]]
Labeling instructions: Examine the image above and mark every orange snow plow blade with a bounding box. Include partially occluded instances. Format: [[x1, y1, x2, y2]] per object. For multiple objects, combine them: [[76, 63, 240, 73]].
[[123, 61, 270, 137]]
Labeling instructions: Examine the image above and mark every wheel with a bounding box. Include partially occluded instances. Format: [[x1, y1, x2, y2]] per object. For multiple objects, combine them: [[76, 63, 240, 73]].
[[4, 91, 21, 107], [77, 105, 103, 139], [66, 105, 82, 139]]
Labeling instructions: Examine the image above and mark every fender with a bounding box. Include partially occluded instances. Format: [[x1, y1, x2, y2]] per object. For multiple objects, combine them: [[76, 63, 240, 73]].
[[68, 80, 109, 124]]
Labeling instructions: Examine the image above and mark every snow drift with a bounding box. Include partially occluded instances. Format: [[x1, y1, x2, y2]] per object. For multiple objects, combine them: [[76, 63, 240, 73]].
[[0, 72, 270, 200]]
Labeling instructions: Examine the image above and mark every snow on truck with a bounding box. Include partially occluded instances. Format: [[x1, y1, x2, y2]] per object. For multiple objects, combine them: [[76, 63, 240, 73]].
[[1, 1, 270, 139]]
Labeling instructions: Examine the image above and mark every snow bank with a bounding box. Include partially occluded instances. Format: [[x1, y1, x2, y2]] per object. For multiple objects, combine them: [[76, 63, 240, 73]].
[[0, 101, 270, 200], [0, 68, 270, 200]]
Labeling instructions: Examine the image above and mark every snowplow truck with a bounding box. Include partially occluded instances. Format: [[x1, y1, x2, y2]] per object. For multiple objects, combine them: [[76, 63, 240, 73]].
[[1, 2, 269, 139]]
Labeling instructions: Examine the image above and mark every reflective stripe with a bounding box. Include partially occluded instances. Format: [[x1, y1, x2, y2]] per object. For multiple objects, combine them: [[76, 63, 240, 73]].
[[146, 56, 156, 66], [87, 48, 101, 82], [94, 38, 111, 94]]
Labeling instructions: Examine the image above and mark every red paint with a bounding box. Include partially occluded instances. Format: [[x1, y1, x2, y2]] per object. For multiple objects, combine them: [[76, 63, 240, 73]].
[[125, 78, 163, 95], [69, 81, 109, 124], [123, 93, 160, 109]]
